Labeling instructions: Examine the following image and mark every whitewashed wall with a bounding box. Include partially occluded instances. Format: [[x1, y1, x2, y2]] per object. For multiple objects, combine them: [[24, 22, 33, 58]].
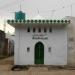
[[14, 26, 67, 65], [65, 16, 75, 65]]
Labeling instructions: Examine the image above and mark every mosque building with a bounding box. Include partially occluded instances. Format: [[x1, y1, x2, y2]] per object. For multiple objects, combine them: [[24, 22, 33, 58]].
[[7, 11, 74, 66]]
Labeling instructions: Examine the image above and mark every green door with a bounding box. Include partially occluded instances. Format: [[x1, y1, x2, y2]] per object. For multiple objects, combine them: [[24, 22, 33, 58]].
[[35, 42, 44, 64]]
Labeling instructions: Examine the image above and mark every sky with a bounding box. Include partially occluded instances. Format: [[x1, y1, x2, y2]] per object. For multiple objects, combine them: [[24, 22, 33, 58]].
[[0, 0, 75, 34]]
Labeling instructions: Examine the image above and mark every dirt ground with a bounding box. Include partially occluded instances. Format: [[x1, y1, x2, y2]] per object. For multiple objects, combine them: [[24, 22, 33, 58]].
[[0, 56, 75, 75], [0, 67, 75, 75]]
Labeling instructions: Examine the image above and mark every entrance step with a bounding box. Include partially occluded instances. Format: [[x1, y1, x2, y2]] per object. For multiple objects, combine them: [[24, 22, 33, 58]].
[[11, 65, 75, 71]]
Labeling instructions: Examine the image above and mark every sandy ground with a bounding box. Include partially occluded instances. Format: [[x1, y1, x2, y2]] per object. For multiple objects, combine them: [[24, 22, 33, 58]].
[[0, 56, 75, 75], [0, 56, 14, 65], [0, 68, 75, 75]]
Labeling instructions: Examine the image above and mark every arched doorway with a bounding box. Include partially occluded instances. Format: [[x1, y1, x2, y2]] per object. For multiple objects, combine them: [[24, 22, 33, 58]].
[[34, 42, 44, 64]]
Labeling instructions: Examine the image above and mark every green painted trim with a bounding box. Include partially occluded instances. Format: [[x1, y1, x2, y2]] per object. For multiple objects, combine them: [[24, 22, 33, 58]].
[[7, 19, 70, 25]]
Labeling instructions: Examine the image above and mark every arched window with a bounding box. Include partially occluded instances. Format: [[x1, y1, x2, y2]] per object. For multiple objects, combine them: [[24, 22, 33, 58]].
[[27, 27, 30, 32], [49, 27, 52, 32], [44, 28, 47, 33], [33, 27, 36, 33], [38, 28, 41, 33]]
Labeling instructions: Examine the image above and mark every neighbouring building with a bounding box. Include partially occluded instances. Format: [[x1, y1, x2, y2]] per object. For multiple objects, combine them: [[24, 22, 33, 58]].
[[7, 11, 75, 66], [0, 30, 14, 57], [0, 30, 5, 57], [5, 33, 14, 56]]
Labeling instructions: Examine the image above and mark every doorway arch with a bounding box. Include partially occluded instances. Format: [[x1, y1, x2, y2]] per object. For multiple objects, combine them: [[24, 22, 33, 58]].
[[34, 42, 44, 64]]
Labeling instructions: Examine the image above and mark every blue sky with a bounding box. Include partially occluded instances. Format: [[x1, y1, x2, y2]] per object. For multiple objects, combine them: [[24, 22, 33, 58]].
[[0, 0, 75, 34]]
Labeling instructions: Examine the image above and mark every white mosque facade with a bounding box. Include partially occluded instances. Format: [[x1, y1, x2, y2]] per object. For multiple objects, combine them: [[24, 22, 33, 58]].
[[7, 11, 75, 66]]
